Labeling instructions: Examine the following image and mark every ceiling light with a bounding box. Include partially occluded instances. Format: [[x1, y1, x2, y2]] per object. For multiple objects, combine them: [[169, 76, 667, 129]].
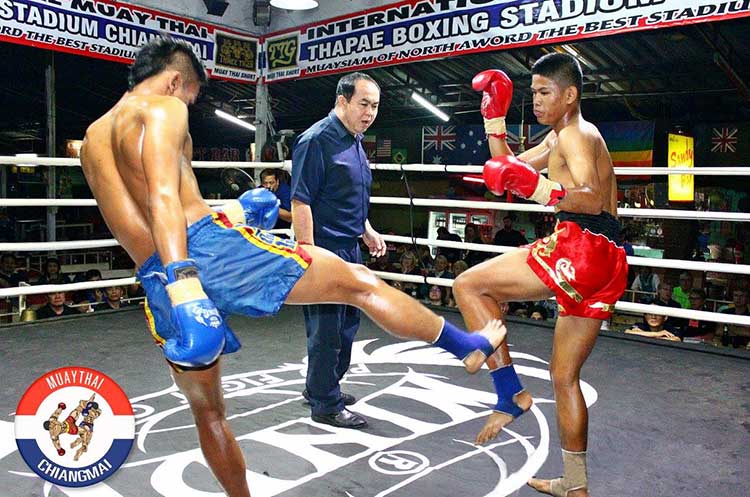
[[411, 92, 449, 122], [215, 109, 256, 131], [270, 0, 318, 10]]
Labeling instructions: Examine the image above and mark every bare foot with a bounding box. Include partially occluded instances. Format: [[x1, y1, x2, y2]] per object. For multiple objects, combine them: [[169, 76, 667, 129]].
[[463, 319, 507, 374], [474, 390, 533, 444], [527, 478, 589, 496]]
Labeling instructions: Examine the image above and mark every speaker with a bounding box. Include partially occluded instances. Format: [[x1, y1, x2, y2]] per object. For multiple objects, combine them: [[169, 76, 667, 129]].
[[253, 0, 271, 27], [203, 0, 229, 16]]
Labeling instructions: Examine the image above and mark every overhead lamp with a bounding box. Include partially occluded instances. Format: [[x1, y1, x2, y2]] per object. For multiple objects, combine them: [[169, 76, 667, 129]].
[[270, 0, 318, 10], [215, 109, 256, 131], [560, 44, 594, 69], [202, 0, 229, 16], [411, 92, 450, 122]]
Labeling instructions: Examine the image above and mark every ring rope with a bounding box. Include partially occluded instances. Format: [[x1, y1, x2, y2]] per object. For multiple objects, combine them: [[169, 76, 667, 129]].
[[3, 156, 750, 176], [372, 271, 750, 326], [2, 197, 746, 223], [2, 270, 748, 327], [1, 234, 747, 276]]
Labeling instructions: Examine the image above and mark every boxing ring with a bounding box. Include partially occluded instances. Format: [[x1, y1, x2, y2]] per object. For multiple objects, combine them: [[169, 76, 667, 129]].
[[0, 156, 749, 497]]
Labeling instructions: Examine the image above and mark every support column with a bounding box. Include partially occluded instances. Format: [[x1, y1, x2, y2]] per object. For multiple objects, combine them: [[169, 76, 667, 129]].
[[45, 52, 57, 243], [254, 79, 269, 180]]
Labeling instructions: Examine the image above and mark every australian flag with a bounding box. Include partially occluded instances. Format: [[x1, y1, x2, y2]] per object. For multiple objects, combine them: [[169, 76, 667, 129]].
[[422, 124, 552, 165], [422, 125, 489, 165]]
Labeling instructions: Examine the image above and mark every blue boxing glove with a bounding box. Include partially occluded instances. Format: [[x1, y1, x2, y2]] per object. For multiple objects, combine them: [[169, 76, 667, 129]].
[[218, 187, 279, 229], [163, 259, 226, 367]]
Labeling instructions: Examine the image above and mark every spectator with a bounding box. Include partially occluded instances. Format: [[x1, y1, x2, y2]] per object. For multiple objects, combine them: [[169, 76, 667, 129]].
[[416, 245, 434, 270], [624, 312, 680, 341], [426, 285, 445, 306], [452, 259, 469, 278], [682, 289, 714, 342], [0, 253, 27, 287], [672, 272, 693, 308], [631, 266, 659, 302], [493, 215, 528, 247], [653, 281, 684, 334], [528, 305, 549, 321], [75, 269, 105, 310], [98, 286, 127, 311], [430, 255, 454, 304], [367, 253, 396, 274], [37, 258, 67, 285], [621, 229, 635, 257], [436, 226, 462, 265], [446, 260, 469, 307], [260, 168, 291, 230], [463, 223, 490, 267], [393, 250, 421, 297], [717, 289, 750, 348], [35, 290, 79, 319]]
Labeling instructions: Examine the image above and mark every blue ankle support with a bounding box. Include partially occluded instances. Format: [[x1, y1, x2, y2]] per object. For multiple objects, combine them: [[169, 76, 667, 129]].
[[433, 319, 495, 360], [491, 364, 525, 418]]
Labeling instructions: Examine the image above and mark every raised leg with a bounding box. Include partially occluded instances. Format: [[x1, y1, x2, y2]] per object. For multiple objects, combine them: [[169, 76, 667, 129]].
[[453, 249, 552, 444], [173, 361, 251, 497], [286, 246, 505, 371]]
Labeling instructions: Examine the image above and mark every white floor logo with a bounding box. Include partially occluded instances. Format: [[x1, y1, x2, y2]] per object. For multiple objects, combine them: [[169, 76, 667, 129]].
[[1, 340, 597, 496]]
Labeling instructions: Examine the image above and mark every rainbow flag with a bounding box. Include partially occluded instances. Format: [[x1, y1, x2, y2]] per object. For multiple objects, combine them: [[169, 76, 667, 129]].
[[598, 121, 655, 167]]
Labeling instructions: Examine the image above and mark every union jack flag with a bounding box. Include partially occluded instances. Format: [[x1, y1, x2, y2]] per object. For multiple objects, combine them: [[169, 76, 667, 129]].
[[422, 126, 457, 152], [711, 127, 738, 153], [506, 124, 551, 153]]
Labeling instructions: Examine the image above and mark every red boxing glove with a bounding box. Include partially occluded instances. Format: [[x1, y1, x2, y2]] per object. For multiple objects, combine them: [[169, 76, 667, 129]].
[[483, 155, 567, 206], [472, 70, 513, 138]]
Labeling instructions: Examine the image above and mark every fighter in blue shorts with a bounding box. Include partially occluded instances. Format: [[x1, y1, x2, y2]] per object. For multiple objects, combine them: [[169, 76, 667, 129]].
[[80, 38, 505, 497]]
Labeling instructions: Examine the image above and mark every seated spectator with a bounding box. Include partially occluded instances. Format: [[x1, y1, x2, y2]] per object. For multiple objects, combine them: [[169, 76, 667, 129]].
[[0, 253, 27, 288], [463, 223, 490, 267], [392, 251, 421, 297], [445, 260, 469, 307], [621, 229, 635, 257], [452, 260, 469, 278], [75, 269, 103, 302], [416, 245, 434, 270], [260, 168, 291, 230], [436, 227, 462, 265], [528, 305, 549, 321], [717, 289, 750, 348], [672, 272, 693, 308], [682, 289, 714, 342], [368, 253, 396, 273], [97, 286, 128, 311], [35, 290, 79, 319], [493, 215, 527, 247], [654, 281, 684, 334], [631, 266, 659, 302], [625, 312, 680, 341], [36, 258, 67, 285], [430, 254, 454, 306], [426, 285, 445, 307]]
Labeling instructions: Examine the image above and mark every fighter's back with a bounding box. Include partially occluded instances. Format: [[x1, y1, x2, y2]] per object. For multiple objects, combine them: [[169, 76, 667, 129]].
[[80, 95, 209, 266]]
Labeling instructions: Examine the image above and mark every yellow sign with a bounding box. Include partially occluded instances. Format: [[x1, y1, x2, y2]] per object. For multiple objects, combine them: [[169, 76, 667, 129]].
[[667, 133, 694, 202]]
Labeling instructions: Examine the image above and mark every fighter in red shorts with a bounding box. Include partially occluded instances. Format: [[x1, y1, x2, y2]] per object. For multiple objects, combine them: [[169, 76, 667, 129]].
[[453, 53, 628, 497]]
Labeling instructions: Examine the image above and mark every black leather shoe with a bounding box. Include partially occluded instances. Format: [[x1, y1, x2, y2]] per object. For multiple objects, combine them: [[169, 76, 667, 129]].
[[312, 409, 368, 429], [302, 390, 356, 406]]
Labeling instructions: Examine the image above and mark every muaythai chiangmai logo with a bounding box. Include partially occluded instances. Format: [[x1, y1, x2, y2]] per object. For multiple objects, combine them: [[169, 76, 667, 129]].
[[14, 367, 134, 487]]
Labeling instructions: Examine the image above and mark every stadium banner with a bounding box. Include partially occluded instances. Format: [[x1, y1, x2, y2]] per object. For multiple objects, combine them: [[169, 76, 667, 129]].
[[0, 0, 260, 82], [262, 0, 750, 82]]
